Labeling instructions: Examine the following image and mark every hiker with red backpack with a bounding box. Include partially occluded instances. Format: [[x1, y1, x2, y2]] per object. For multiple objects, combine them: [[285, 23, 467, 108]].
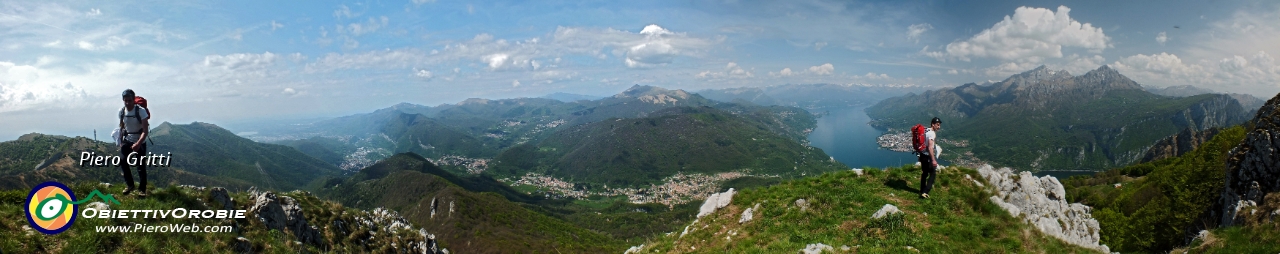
[[118, 89, 150, 196], [911, 117, 942, 199]]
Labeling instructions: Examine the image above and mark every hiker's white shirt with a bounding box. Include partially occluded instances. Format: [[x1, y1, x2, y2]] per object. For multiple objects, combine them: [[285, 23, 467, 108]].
[[925, 128, 941, 157], [119, 106, 149, 142]]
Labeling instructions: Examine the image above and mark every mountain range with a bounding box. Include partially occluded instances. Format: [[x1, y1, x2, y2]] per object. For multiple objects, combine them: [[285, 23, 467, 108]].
[[696, 83, 932, 109], [867, 65, 1251, 170]]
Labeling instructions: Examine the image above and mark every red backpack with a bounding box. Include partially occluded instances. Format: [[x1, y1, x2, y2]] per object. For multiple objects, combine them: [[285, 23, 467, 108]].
[[911, 124, 928, 155], [132, 96, 150, 120]]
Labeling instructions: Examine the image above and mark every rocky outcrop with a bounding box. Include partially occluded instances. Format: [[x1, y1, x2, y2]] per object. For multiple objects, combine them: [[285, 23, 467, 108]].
[[233, 237, 252, 254], [871, 204, 901, 219], [697, 188, 736, 218], [247, 191, 323, 246], [209, 187, 235, 211], [1141, 127, 1221, 163], [1204, 92, 1280, 229], [978, 165, 1110, 253]]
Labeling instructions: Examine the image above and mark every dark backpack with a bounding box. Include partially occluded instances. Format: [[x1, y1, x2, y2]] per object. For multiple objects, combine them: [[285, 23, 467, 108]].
[[911, 124, 928, 156]]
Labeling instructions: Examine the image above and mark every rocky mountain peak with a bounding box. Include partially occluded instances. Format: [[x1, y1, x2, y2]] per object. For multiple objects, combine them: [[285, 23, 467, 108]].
[[1006, 65, 1072, 83], [614, 85, 691, 105]]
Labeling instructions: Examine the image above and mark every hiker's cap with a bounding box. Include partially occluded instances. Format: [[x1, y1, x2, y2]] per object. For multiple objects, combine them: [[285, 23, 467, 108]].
[[931, 117, 941, 124], [122, 89, 135, 98]]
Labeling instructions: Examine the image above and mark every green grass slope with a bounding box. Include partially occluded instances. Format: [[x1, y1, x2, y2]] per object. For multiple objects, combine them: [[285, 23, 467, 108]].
[[634, 165, 1099, 253], [320, 153, 624, 253]]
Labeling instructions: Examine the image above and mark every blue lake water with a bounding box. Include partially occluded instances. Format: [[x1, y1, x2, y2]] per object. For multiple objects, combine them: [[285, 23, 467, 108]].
[[807, 106, 1100, 179], [806, 106, 925, 169]]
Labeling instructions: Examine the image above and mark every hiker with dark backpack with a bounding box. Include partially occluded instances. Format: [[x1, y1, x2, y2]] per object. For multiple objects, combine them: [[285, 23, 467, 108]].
[[911, 117, 942, 199], [118, 89, 150, 196]]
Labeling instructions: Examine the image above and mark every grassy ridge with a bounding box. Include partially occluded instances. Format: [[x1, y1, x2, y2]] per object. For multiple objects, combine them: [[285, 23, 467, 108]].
[[635, 165, 1097, 253]]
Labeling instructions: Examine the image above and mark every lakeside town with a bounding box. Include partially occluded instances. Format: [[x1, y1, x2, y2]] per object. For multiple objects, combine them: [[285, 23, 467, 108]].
[[501, 170, 771, 207]]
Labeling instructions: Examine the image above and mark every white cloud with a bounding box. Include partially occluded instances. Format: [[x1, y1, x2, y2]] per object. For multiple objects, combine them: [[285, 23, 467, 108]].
[[863, 72, 890, 80], [412, 0, 436, 5], [947, 69, 958, 75], [511, 79, 521, 87], [1156, 32, 1168, 44], [308, 24, 716, 73], [345, 16, 388, 36], [1112, 51, 1280, 95], [203, 52, 278, 70], [907, 23, 932, 43], [282, 87, 296, 94], [814, 41, 828, 51], [85, 8, 101, 17], [0, 60, 172, 113], [924, 6, 1109, 63], [414, 69, 432, 81], [334, 5, 355, 19], [695, 62, 754, 80], [807, 63, 834, 75], [77, 36, 130, 51], [770, 67, 794, 77], [271, 20, 284, 31], [230, 30, 243, 41]]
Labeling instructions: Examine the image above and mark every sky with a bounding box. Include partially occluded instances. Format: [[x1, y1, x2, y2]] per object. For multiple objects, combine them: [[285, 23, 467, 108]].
[[2, 0, 1280, 139]]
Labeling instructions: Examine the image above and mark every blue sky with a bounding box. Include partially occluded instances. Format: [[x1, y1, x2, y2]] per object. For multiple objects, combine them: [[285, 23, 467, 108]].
[[2, 0, 1280, 139]]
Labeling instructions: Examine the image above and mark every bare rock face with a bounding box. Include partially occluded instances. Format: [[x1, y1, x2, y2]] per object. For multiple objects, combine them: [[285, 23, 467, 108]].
[[1209, 92, 1280, 228], [247, 191, 322, 246], [1140, 127, 1221, 163], [978, 165, 1110, 253], [697, 188, 736, 218]]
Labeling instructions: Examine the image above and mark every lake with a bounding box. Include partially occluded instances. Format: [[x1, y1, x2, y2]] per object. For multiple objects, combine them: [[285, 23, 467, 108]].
[[807, 106, 928, 169], [808, 106, 1099, 180]]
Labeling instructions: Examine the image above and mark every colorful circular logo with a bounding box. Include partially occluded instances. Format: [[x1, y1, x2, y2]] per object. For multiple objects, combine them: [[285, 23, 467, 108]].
[[25, 181, 78, 234]]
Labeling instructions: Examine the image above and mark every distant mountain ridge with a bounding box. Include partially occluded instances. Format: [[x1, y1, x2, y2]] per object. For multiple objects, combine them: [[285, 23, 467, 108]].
[[0, 122, 343, 192], [867, 65, 1250, 170], [697, 83, 932, 109], [490, 105, 841, 187]]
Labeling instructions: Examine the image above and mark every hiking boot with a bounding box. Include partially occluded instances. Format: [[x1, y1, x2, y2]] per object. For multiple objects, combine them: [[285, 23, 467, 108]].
[[921, 193, 929, 199], [138, 189, 149, 198], [122, 187, 135, 196]]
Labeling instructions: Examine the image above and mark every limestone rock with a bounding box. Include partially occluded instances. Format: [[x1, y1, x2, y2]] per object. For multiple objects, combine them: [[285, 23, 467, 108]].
[[87, 201, 110, 211], [794, 198, 809, 212], [697, 188, 736, 218], [1191, 93, 1280, 243], [977, 164, 1109, 253], [247, 191, 322, 246], [871, 204, 901, 219], [740, 203, 760, 224], [209, 187, 234, 210], [801, 243, 833, 254]]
